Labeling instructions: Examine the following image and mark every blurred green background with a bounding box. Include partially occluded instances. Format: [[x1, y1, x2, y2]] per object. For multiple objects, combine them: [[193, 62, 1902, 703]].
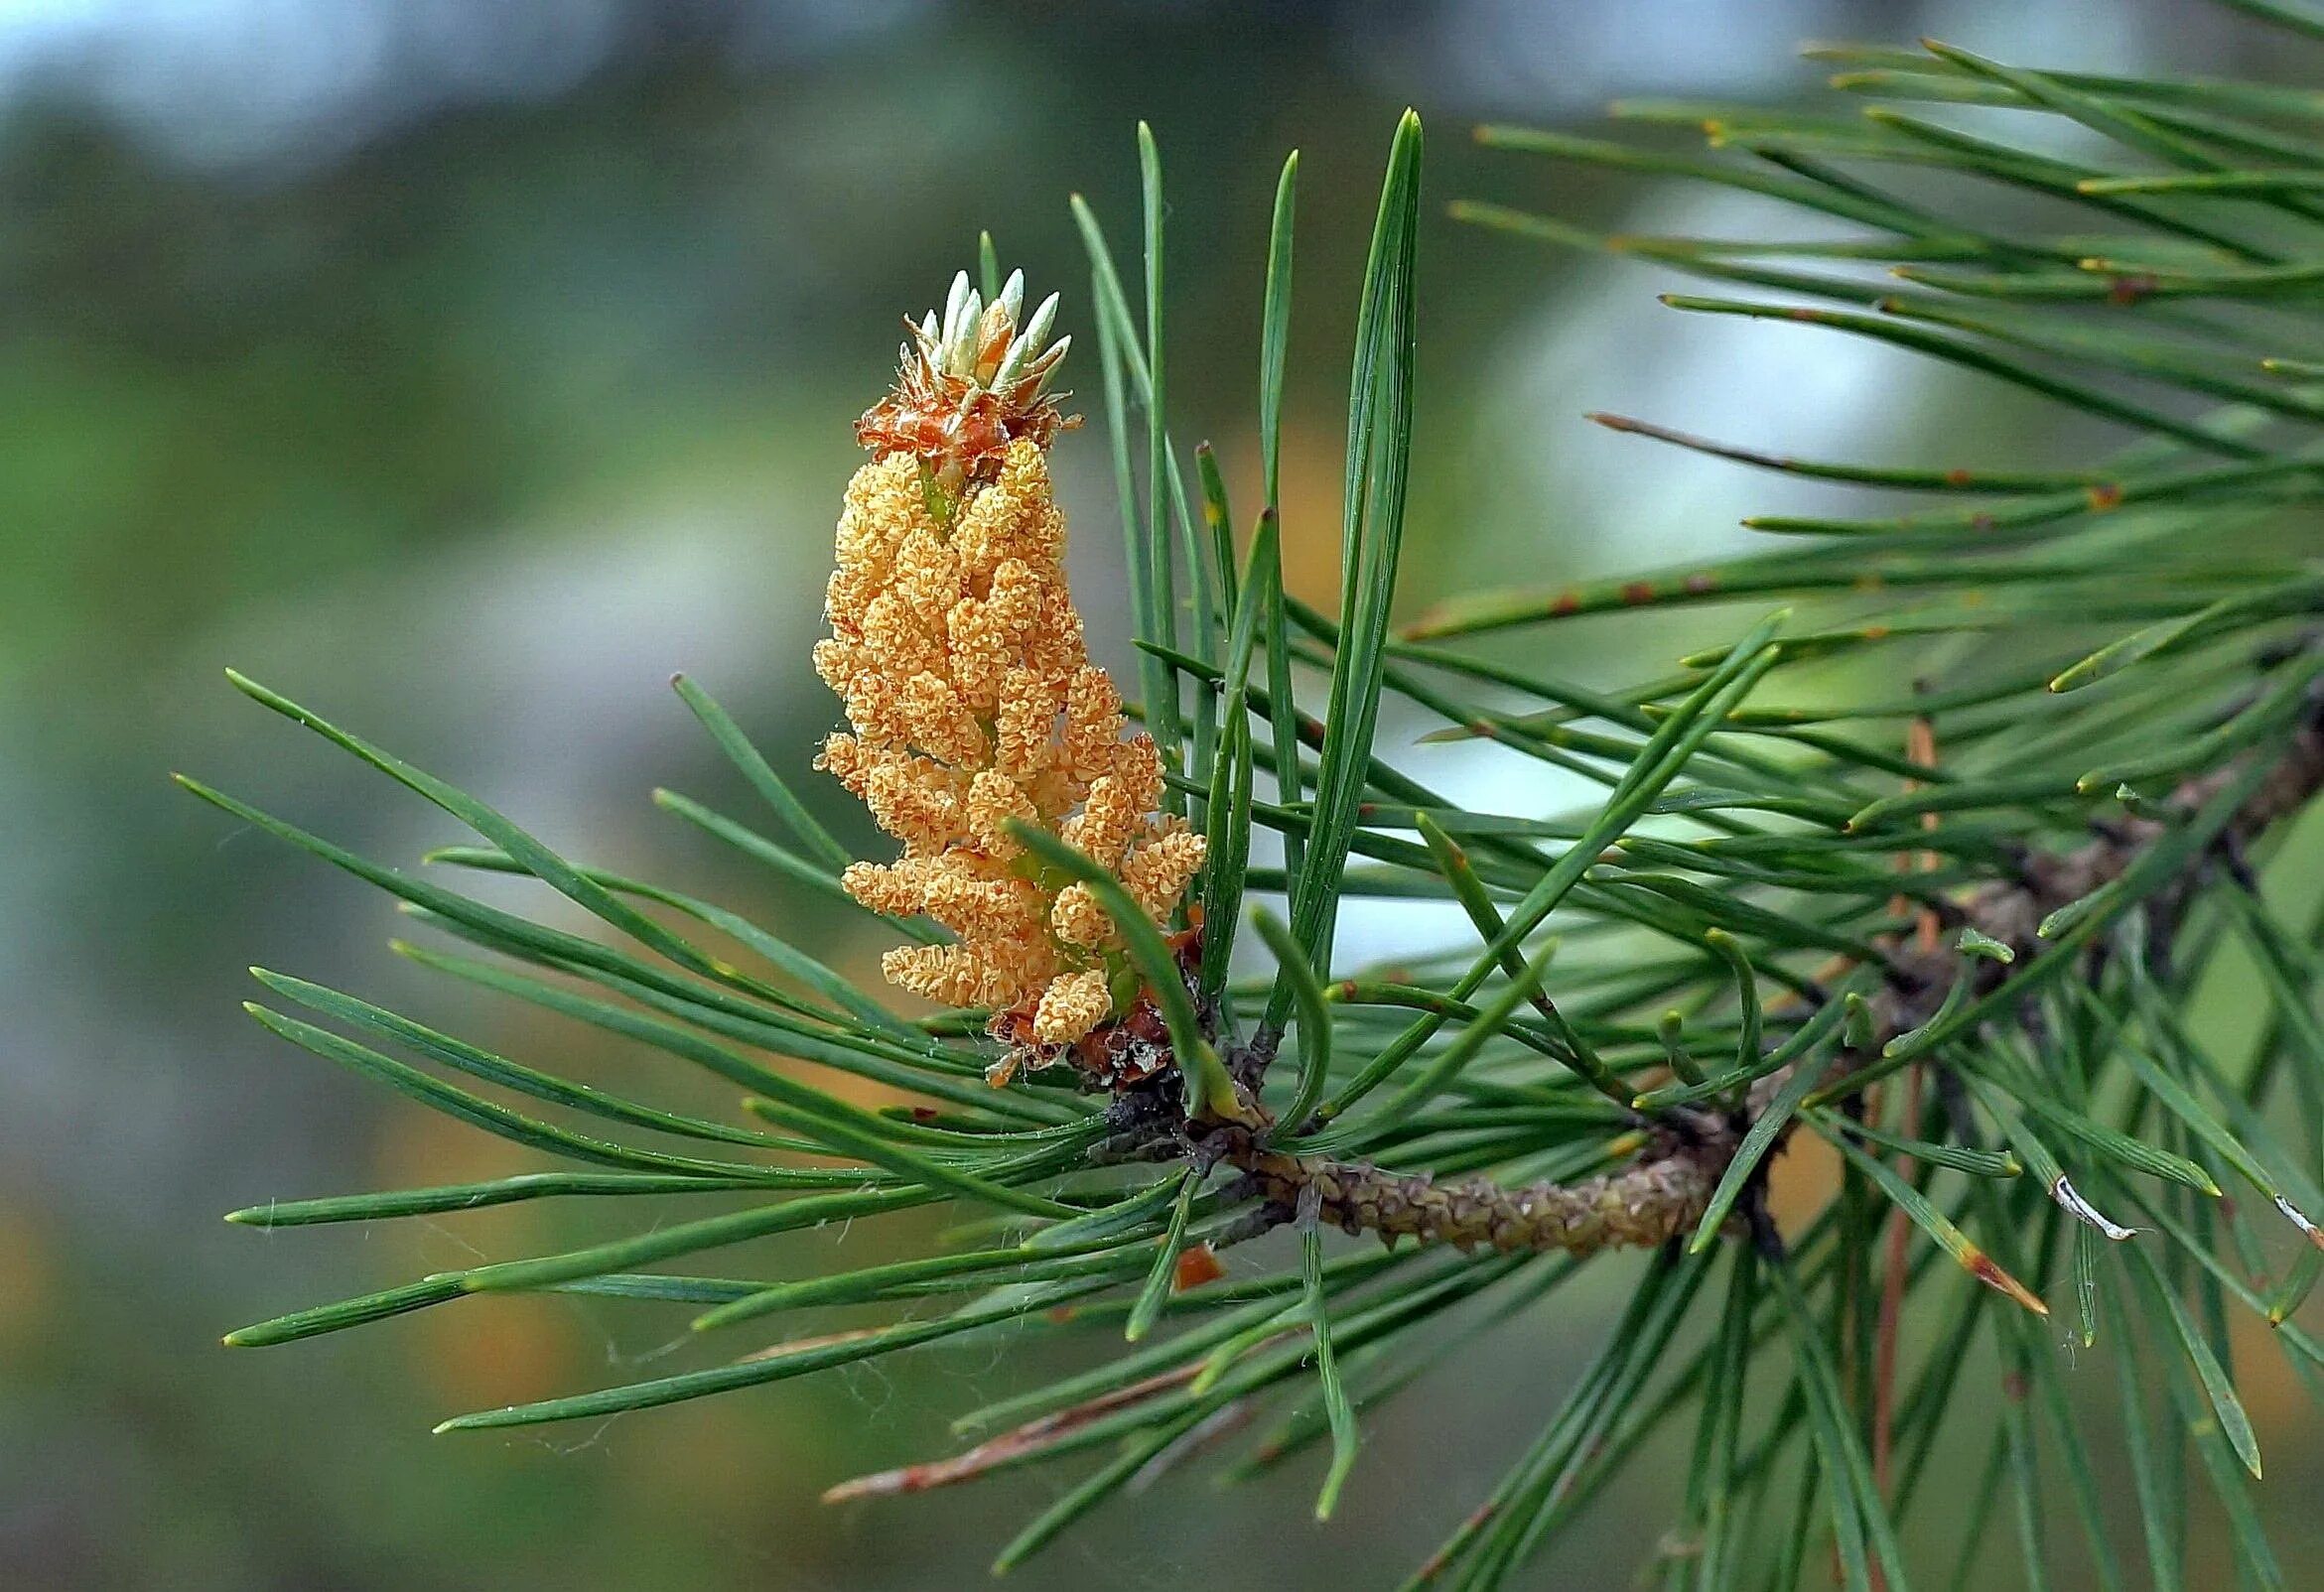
[[5, 2, 2320, 1587]]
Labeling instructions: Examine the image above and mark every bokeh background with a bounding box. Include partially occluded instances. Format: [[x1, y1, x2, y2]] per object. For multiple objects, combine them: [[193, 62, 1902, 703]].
[[5, 2, 2320, 1588]]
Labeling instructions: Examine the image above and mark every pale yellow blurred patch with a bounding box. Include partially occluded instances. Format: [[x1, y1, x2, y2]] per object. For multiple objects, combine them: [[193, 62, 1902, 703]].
[[783, 1050, 916, 1117], [409, 1290, 585, 1412], [370, 1108, 546, 1270], [371, 1101, 533, 1190], [364, 1082, 639, 1414], [2230, 1290, 2320, 1449], [0, 1197, 56, 1356], [1766, 1129, 1842, 1237], [1211, 426, 1346, 613]]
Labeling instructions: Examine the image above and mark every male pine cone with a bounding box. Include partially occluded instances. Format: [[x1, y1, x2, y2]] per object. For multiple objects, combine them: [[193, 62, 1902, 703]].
[[815, 270, 1204, 1051]]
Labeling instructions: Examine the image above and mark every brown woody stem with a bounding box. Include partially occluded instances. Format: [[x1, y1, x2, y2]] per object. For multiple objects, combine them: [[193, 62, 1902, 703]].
[[1202, 1121, 1734, 1257]]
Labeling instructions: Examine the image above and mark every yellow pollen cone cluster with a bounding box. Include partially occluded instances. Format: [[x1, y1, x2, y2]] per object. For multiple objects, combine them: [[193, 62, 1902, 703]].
[[816, 290, 1203, 1051]]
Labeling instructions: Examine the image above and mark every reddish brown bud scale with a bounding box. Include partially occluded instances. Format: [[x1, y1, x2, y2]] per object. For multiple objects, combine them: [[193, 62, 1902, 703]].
[[1171, 1244, 1225, 1291], [855, 370, 1072, 485]]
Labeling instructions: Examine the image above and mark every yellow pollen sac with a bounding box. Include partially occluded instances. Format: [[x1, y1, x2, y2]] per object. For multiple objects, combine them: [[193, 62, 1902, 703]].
[[1032, 968, 1114, 1046], [818, 274, 1204, 1056]]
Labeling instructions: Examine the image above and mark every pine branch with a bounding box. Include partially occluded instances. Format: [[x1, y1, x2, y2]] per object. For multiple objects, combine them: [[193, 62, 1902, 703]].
[[195, 16, 2324, 1586], [1059, 673, 2324, 1270]]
